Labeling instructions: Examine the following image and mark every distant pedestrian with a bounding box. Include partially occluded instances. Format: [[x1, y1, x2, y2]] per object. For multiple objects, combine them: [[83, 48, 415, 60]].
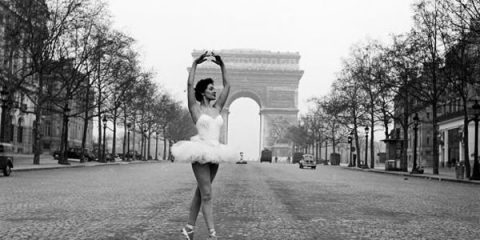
[[171, 51, 236, 240]]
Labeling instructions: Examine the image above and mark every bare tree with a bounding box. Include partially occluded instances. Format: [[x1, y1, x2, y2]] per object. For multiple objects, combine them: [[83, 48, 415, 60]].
[[7, 0, 104, 164], [410, 0, 451, 174], [438, 0, 480, 179], [332, 63, 368, 167]]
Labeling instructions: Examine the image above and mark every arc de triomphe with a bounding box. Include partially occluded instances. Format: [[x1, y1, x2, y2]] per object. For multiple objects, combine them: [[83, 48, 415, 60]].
[[190, 49, 304, 160]]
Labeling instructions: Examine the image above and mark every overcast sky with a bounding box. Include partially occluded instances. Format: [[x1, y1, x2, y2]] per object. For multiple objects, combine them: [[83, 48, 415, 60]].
[[106, 0, 416, 159]]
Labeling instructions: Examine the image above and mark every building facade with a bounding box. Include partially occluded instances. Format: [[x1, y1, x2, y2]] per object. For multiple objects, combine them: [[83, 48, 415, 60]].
[[0, 0, 93, 154]]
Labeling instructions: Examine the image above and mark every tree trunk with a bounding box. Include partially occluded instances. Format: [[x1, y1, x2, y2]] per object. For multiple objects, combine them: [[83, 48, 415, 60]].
[[318, 136, 322, 162], [155, 134, 158, 160], [112, 109, 117, 156], [59, 109, 69, 165], [32, 107, 42, 165], [168, 140, 173, 161], [147, 131, 151, 160], [463, 102, 471, 178], [370, 112, 375, 168], [132, 120, 136, 160], [401, 93, 409, 172], [331, 128, 336, 154], [432, 102, 439, 175], [80, 86, 90, 163], [97, 87, 102, 162], [354, 127, 361, 167], [32, 72, 45, 165], [402, 113, 409, 172], [163, 126, 167, 160], [122, 106, 127, 161], [140, 129, 144, 160]]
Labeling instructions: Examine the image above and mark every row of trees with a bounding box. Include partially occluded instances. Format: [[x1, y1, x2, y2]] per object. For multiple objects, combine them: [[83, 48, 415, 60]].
[[0, 0, 195, 164], [286, 0, 480, 178]]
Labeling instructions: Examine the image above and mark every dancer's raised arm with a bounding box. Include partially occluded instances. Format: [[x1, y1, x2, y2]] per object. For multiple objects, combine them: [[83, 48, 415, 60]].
[[188, 52, 208, 114], [212, 53, 230, 111]]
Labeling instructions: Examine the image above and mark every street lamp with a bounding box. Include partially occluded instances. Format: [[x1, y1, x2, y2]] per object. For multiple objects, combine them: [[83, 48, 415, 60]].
[[362, 126, 369, 169], [102, 115, 107, 163], [0, 89, 8, 142], [127, 122, 131, 161], [470, 100, 480, 180], [59, 106, 71, 165], [347, 132, 353, 167], [411, 113, 422, 174]]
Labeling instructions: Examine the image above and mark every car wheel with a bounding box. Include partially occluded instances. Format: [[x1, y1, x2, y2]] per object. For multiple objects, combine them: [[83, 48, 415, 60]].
[[300, 164, 303, 169], [3, 165, 11, 176], [312, 166, 316, 170]]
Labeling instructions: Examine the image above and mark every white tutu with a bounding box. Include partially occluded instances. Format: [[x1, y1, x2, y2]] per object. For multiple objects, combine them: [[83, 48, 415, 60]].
[[171, 114, 237, 164]]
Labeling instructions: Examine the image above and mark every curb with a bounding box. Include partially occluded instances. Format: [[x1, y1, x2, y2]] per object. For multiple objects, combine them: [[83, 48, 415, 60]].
[[12, 160, 165, 173], [340, 166, 480, 185]]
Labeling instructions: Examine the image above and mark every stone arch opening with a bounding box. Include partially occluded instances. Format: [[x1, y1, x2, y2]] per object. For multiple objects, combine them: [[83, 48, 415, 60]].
[[227, 97, 261, 160]]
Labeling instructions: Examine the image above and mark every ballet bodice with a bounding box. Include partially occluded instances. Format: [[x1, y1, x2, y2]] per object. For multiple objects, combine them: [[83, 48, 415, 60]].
[[195, 114, 223, 142]]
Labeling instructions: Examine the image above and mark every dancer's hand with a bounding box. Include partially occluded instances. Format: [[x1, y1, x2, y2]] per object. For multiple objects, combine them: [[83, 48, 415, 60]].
[[194, 51, 208, 65], [211, 52, 224, 67]]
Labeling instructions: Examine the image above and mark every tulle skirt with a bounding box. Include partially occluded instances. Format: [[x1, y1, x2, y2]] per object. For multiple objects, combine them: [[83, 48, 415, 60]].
[[171, 135, 238, 164]]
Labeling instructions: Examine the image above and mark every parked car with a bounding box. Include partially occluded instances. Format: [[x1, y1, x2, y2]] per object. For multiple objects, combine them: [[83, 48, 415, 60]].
[[53, 147, 96, 162], [0, 142, 14, 176], [299, 154, 316, 169], [125, 151, 142, 160], [260, 149, 272, 163], [104, 153, 115, 162]]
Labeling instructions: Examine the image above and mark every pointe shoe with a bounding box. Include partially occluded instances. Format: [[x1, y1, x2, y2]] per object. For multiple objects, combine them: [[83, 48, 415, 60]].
[[206, 229, 217, 240], [181, 227, 194, 240]]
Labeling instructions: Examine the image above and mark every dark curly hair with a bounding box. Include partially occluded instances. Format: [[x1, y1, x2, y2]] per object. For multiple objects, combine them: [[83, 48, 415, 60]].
[[194, 78, 214, 101]]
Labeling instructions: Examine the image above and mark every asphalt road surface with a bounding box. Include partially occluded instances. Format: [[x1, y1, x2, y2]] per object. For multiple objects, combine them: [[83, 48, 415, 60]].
[[1, 162, 479, 240]]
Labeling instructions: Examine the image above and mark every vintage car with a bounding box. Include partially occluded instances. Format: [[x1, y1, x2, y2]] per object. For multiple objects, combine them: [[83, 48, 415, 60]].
[[0, 142, 14, 176], [260, 149, 272, 163], [299, 154, 316, 169], [53, 147, 96, 162]]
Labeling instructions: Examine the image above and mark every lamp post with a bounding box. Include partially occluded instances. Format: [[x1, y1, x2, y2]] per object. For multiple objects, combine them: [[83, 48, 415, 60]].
[[470, 101, 480, 180], [411, 113, 421, 174], [0, 89, 8, 142], [348, 133, 353, 167], [362, 126, 369, 169], [127, 122, 131, 161], [59, 106, 71, 165], [102, 115, 107, 163]]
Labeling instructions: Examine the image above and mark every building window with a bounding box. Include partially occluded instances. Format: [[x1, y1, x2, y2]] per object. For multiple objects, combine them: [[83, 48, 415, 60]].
[[426, 112, 430, 119], [43, 121, 52, 137]]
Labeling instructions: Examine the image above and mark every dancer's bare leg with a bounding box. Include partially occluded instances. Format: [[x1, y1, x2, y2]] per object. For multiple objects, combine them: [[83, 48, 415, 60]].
[[191, 163, 219, 232], [187, 163, 218, 226]]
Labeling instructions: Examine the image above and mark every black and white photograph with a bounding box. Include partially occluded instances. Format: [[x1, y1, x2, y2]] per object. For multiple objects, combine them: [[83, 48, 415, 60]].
[[0, 0, 479, 239]]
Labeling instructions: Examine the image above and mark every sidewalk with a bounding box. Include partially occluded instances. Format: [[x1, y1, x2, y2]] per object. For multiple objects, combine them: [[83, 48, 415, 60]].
[[10, 153, 166, 172], [339, 163, 480, 185]]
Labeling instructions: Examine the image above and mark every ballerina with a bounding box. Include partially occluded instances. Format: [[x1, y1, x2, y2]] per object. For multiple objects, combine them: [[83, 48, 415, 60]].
[[171, 51, 236, 240]]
